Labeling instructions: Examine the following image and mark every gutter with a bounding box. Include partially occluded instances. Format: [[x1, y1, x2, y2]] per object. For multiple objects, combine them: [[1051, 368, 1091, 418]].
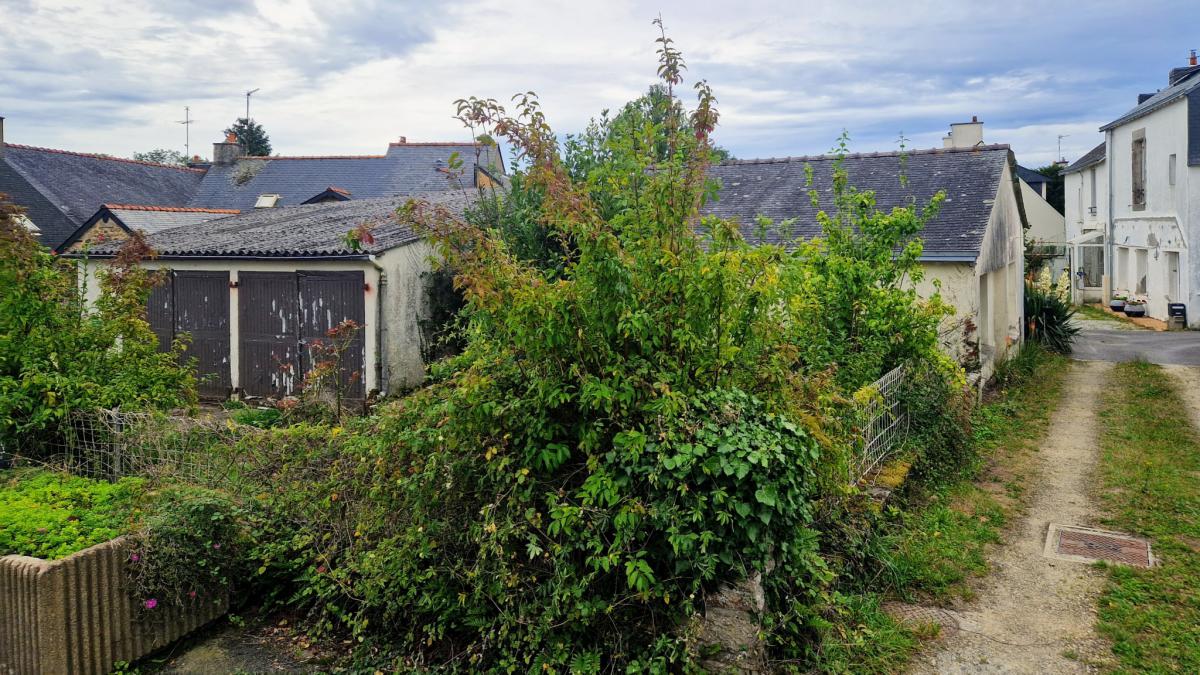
[[1105, 129, 1115, 300], [64, 253, 375, 262]]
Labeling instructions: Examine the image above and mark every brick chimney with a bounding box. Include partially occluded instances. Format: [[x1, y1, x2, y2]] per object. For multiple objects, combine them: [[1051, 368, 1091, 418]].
[[212, 132, 245, 165], [1168, 51, 1200, 87]]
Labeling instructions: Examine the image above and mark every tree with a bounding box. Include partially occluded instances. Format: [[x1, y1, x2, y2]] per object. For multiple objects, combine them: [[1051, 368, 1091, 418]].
[[1036, 163, 1065, 214], [132, 148, 188, 166], [223, 117, 272, 156]]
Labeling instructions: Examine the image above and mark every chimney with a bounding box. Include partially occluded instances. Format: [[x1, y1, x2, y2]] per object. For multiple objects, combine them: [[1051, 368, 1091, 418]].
[[942, 117, 984, 149], [1191, 49, 1198, 66], [397, 136, 407, 144], [212, 132, 245, 166]]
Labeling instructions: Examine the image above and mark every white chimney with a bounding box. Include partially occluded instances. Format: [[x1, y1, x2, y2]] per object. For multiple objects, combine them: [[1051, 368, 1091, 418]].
[[943, 116, 984, 149]]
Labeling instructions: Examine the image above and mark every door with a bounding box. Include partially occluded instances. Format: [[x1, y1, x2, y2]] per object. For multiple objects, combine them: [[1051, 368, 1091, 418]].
[[1166, 252, 1180, 301], [238, 272, 300, 398], [298, 271, 366, 400], [145, 271, 231, 398]]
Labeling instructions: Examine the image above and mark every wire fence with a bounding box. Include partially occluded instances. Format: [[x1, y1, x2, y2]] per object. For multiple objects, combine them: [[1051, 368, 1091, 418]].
[[7, 408, 251, 487], [851, 365, 909, 484]]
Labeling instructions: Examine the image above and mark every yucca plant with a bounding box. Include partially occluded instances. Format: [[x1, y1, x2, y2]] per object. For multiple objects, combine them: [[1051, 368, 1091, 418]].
[[1025, 281, 1081, 353]]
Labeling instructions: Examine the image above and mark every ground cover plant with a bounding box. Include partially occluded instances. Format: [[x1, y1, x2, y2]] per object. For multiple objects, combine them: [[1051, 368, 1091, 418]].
[[1096, 361, 1200, 673], [0, 468, 144, 559]]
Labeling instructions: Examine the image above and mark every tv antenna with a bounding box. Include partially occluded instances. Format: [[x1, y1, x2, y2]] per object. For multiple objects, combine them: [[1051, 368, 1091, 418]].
[[245, 88, 260, 121], [1057, 134, 1070, 163], [175, 106, 195, 158]]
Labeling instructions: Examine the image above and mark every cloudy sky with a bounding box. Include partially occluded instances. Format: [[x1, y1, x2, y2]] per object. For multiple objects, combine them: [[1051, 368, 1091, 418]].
[[0, 0, 1193, 167]]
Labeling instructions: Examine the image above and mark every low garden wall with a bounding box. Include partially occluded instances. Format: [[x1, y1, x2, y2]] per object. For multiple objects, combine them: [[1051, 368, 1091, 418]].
[[0, 535, 226, 675]]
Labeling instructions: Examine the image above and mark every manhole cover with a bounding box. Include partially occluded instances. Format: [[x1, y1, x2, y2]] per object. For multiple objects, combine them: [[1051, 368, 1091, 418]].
[[1044, 524, 1153, 567], [882, 602, 961, 638]]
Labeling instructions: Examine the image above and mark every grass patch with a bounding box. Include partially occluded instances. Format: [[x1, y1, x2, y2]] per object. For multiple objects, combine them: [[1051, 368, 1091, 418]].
[[1095, 361, 1200, 673], [1074, 303, 1140, 327], [0, 468, 144, 559], [883, 345, 1069, 601]]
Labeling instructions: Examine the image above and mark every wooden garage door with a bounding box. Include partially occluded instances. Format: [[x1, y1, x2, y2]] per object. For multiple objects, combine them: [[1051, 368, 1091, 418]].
[[298, 271, 366, 400], [238, 272, 300, 398], [144, 271, 231, 399], [238, 270, 365, 399]]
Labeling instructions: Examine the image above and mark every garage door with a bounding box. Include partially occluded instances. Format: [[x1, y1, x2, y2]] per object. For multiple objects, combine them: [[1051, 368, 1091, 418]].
[[144, 271, 231, 399], [239, 270, 365, 399]]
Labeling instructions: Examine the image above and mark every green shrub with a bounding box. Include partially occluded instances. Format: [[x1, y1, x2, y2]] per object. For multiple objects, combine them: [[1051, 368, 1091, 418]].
[[0, 198, 196, 447], [126, 485, 243, 614], [230, 406, 283, 429], [1024, 281, 1080, 353], [0, 469, 144, 559]]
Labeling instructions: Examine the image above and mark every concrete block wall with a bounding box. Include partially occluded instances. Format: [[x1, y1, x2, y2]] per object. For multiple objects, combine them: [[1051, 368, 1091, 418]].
[[0, 536, 226, 675]]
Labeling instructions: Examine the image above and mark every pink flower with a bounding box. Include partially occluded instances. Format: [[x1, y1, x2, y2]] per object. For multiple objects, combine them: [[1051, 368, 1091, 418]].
[[130, 553, 140, 563], [144, 599, 158, 610], [187, 591, 197, 599], [212, 543, 221, 549]]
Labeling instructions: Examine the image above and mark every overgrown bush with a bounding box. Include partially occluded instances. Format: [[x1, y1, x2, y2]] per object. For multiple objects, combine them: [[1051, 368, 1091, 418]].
[[1024, 280, 1080, 353], [127, 485, 242, 616], [0, 197, 196, 447], [213, 26, 962, 672]]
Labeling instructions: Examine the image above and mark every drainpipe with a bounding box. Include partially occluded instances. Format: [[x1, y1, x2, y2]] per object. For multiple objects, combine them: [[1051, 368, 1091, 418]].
[[368, 254, 388, 397], [1105, 129, 1115, 301]]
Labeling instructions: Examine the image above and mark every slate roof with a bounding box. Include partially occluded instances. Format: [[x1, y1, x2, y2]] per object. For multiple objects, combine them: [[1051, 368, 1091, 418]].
[[703, 145, 1016, 259], [1099, 67, 1200, 131], [1062, 143, 1107, 175], [1015, 165, 1051, 186], [85, 192, 475, 259], [0, 144, 204, 249], [188, 142, 502, 212]]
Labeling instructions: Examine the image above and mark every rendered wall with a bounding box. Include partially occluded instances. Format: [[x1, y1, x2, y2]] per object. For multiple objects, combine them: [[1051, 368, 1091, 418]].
[[0, 536, 226, 675]]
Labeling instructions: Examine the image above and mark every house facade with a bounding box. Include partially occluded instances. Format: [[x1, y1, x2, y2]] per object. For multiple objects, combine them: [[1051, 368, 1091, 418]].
[[1066, 59, 1200, 325], [75, 193, 472, 400], [704, 144, 1028, 384], [1062, 143, 1108, 303]]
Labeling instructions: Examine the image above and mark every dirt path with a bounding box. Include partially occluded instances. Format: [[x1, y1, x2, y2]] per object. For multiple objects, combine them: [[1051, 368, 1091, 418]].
[[911, 361, 1115, 674], [1161, 365, 1200, 432]]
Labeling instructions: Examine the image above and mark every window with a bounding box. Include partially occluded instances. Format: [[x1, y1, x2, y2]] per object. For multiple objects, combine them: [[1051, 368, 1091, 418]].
[[254, 194, 280, 208], [1131, 130, 1146, 209], [1088, 167, 1097, 214], [1169, 154, 1177, 186], [1116, 246, 1130, 289]]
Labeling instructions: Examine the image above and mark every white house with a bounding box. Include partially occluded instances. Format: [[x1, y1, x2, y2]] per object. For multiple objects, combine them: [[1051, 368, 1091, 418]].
[[1062, 144, 1108, 303], [1068, 56, 1200, 326]]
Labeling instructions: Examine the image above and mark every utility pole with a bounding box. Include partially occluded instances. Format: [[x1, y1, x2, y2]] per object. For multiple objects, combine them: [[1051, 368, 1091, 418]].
[[175, 106, 194, 158], [245, 88, 260, 121]]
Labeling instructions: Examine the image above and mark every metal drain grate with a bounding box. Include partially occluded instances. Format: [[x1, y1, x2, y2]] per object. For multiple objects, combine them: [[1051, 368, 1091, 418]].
[[1044, 524, 1153, 567], [882, 602, 961, 638]]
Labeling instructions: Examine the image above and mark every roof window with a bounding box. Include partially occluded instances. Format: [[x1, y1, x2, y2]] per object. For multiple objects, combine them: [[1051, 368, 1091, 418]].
[[254, 194, 281, 208]]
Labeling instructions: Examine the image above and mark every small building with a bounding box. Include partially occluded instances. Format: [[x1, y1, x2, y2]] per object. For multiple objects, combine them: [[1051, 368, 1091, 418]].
[[0, 118, 205, 250], [76, 193, 472, 400], [1068, 55, 1200, 326], [705, 144, 1029, 383]]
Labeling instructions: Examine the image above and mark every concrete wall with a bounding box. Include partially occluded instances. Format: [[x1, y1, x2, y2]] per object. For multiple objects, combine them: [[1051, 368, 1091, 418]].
[[1107, 98, 1196, 324], [0, 536, 226, 675], [375, 241, 436, 391], [81, 252, 429, 396]]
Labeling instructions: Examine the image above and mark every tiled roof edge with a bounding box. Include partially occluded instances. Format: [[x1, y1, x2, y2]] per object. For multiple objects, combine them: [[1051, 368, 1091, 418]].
[[4, 144, 206, 173], [237, 154, 387, 160], [718, 143, 1012, 166], [103, 203, 241, 214], [388, 141, 482, 147]]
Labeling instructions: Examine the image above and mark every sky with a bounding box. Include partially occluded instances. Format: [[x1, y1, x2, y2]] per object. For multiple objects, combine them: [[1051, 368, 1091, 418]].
[[0, 0, 1195, 168]]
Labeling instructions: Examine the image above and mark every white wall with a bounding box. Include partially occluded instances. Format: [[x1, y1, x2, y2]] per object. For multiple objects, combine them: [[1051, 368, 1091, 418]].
[[1107, 98, 1195, 323], [375, 242, 437, 391], [1022, 179, 1066, 244]]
